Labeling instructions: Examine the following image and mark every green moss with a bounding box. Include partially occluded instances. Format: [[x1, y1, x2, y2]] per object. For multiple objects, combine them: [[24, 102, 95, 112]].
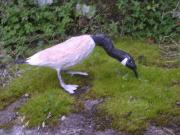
[[0, 66, 56, 109], [115, 38, 164, 66], [0, 66, 74, 126], [20, 88, 74, 127], [0, 38, 179, 132], [95, 67, 180, 132], [80, 38, 180, 132], [72, 38, 180, 131]]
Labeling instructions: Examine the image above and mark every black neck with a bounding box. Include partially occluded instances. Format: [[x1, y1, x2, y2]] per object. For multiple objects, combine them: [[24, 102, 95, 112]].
[[91, 34, 127, 61]]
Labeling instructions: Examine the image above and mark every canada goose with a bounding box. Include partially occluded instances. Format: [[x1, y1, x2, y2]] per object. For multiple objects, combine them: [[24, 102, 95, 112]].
[[23, 34, 138, 94]]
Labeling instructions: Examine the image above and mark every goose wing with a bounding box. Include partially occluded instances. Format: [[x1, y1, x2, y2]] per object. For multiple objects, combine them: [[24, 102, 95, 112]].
[[26, 35, 94, 68]]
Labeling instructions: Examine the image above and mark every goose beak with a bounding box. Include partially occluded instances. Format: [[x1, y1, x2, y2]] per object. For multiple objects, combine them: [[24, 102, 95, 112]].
[[133, 69, 138, 78]]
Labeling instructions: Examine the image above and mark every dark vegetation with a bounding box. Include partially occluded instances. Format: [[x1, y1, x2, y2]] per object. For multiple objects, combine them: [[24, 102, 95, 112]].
[[0, 0, 179, 59]]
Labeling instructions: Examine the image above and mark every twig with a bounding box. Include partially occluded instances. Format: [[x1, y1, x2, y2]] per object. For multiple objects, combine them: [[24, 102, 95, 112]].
[[174, 0, 180, 11]]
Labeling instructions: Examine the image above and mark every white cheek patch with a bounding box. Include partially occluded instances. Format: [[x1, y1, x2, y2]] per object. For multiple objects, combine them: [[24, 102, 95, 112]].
[[121, 58, 128, 66]]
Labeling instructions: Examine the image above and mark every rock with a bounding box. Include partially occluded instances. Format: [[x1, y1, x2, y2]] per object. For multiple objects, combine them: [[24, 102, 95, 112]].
[[144, 125, 176, 135], [0, 96, 28, 126], [84, 99, 103, 113], [176, 101, 180, 106], [24, 93, 29, 98], [34, 0, 53, 6], [76, 3, 96, 19], [61, 115, 66, 121], [96, 129, 123, 135]]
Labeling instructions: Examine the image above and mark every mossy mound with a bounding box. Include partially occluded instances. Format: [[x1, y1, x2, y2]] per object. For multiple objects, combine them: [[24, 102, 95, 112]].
[[0, 38, 179, 132]]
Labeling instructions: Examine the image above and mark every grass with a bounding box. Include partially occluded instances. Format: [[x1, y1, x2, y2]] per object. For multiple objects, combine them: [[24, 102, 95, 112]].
[[20, 88, 73, 127], [90, 66, 180, 131], [0, 66, 74, 127], [0, 37, 180, 132]]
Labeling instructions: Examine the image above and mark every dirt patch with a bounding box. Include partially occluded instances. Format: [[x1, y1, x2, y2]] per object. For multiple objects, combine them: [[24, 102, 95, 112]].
[[0, 94, 29, 127], [144, 125, 180, 135], [0, 95, 180, 135], [0, 64, 21, 88], [0, 65, 180, 135], [0, 99, 122, 135]]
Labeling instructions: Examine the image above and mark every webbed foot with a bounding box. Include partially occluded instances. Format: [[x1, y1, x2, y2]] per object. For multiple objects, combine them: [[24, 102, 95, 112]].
[[63, 84, 79, 94]]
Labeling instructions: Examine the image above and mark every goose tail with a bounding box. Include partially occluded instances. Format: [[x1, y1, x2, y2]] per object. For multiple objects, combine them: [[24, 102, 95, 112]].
[[15, 58, 28, 64]]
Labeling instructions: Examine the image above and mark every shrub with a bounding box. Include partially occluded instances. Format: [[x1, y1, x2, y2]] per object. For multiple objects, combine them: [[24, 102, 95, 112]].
[[116, 0, 179, 42], [0, 0, 179, 57], [0, 0, 75, 57]]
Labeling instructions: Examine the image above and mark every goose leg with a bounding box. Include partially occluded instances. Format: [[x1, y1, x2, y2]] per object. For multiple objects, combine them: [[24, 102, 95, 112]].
[[65, 70, 88, 76], [56, 69, 78, 94]]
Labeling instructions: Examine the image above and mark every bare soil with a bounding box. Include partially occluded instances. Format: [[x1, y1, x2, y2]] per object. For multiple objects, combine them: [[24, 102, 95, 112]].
[[0, 96, 179, 135]]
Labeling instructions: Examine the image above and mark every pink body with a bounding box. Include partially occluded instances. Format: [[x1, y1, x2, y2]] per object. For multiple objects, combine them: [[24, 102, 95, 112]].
[[26, 35, 95, 70]]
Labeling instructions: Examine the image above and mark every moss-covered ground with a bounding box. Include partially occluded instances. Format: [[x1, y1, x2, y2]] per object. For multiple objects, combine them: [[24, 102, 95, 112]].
[[0, 38, 179, 132]]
